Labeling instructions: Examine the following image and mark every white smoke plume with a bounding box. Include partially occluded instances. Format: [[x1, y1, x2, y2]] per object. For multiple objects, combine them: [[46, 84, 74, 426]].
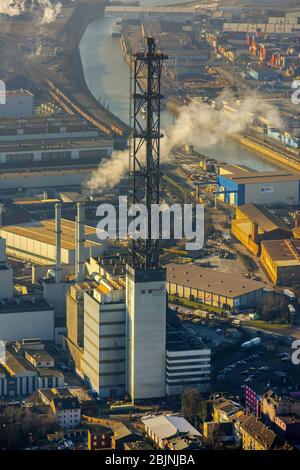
[[161, 91, 283, 160], [86, 92, 283, 192], [87, 150, 130, 192], [0, 0, 62, 24]]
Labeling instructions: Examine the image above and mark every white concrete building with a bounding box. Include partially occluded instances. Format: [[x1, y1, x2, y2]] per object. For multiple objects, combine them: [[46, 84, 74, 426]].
[[0, 297, 54, 342], [166, 348, 211, 395], [126, 266, 167, 401], [142, 414, 201, 449], [0, 219, 106, 266], [0, 90, 34, 119], [83, 279, 126, 398], [39, 388, 81, 429]]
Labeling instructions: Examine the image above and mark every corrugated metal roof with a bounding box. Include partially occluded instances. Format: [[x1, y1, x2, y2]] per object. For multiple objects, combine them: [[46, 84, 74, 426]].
[[142, 414, 200, 440], [237, 204, 291, 233]]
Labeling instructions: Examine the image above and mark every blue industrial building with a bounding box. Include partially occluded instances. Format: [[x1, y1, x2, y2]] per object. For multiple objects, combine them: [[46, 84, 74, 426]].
[[217, 169, 300, 206]]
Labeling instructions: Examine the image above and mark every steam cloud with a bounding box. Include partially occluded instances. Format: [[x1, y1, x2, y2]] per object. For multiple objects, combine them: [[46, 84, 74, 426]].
[[86, 91, 283, 193], [0, 0, 62, 24], [87, 150, 130, 192]]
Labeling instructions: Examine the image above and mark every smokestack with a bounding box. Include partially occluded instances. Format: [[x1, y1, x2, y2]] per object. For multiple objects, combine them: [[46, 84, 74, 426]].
[[76, 202, 85, 282], [55, 203, 62, 283]]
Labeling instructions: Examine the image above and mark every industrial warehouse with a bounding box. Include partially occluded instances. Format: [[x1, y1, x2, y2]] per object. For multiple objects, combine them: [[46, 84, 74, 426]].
[[260, 239, 300, 286], [217, 167, 300, 206], [166, 263, 266, 310], [0, 218, 105, 265], [1, 0, 300, 453], [231, 204, 293, 256]]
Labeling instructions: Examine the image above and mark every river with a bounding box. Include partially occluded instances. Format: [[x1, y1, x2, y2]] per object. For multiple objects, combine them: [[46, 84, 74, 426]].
[[79, 6, 281, 172]]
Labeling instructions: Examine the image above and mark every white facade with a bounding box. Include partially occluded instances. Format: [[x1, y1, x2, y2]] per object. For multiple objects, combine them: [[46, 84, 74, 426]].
[[166, 349, 211, 396], [83, 288, 126, 399], [0, 169, 91, 190], [56, 407, 81, 429], [0, 142, 113, 165], [0, 265, 13, 300], [0, 307, 54, 342], [126, 266, 167, 401], [0, 90, 34, 119], [244, 181, 300, 206], [142, 414, 201, 449], [0, 227, 105, 265]]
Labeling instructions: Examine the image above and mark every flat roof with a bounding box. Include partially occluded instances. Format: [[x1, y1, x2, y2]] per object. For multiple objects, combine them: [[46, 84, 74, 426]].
[[0, 296, 53, 314], [0, 138, 111, 153], [0, 219, 100, 251], [0, 167, 93, 180], [220, 170, 300, 185], [166, 263, 265, 298], [106, 6, 198, 14], [237, 204, 291, 233], [261, 239, 300, 266]]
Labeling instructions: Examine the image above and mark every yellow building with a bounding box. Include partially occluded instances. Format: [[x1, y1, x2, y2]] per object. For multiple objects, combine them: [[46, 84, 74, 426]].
[[212, 397, 244, 423], [260, 239, 300, 285], [236, 414, 277, 450], [231, 204, 292, 256]]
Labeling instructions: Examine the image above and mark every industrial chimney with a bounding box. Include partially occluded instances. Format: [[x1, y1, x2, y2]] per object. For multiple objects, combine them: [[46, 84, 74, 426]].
[[75, 202, 85, 282], [55, 203, 62, 283]]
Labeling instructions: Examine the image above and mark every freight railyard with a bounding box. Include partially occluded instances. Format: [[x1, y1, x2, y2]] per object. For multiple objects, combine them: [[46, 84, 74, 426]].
[[1, 0, 300, 454]]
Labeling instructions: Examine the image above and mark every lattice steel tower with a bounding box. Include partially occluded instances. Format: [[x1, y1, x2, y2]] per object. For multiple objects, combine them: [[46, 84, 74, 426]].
[[130, 37, 168, 270]]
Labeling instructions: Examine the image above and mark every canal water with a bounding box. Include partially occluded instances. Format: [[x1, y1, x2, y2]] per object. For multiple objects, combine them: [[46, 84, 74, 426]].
[[79, 6, 280, 172]]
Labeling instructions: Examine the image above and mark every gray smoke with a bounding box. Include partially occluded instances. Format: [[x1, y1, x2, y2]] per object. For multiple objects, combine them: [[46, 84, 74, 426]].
[[0, 0, 62, 24], [86, 92, 283, 192]]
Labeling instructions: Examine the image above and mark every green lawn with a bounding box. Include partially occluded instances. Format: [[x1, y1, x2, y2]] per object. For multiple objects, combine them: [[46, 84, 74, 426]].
[[243, 320, 288, 331], [168, 294, 223, 314]]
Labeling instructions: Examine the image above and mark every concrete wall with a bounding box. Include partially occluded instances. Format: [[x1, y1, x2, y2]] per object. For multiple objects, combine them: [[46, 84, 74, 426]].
[[126, 268, 166, 400], [0, 309, 54, 341], [83, 293, 126, 398], [0, 93, 34, 119], [244, 181, 300, 206]]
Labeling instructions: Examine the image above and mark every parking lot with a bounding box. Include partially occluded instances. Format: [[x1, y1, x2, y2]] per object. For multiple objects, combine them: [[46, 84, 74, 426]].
[[213, 341, 300, 396]]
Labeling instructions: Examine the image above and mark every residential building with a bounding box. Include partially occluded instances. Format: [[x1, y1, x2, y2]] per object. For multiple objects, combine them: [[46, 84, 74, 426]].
[[39, 388, 81, 429], [234, 413, 277, 450], [260, 390, 300, 426], [212, 397, 244, 423], [87, 426, 113, 450]]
